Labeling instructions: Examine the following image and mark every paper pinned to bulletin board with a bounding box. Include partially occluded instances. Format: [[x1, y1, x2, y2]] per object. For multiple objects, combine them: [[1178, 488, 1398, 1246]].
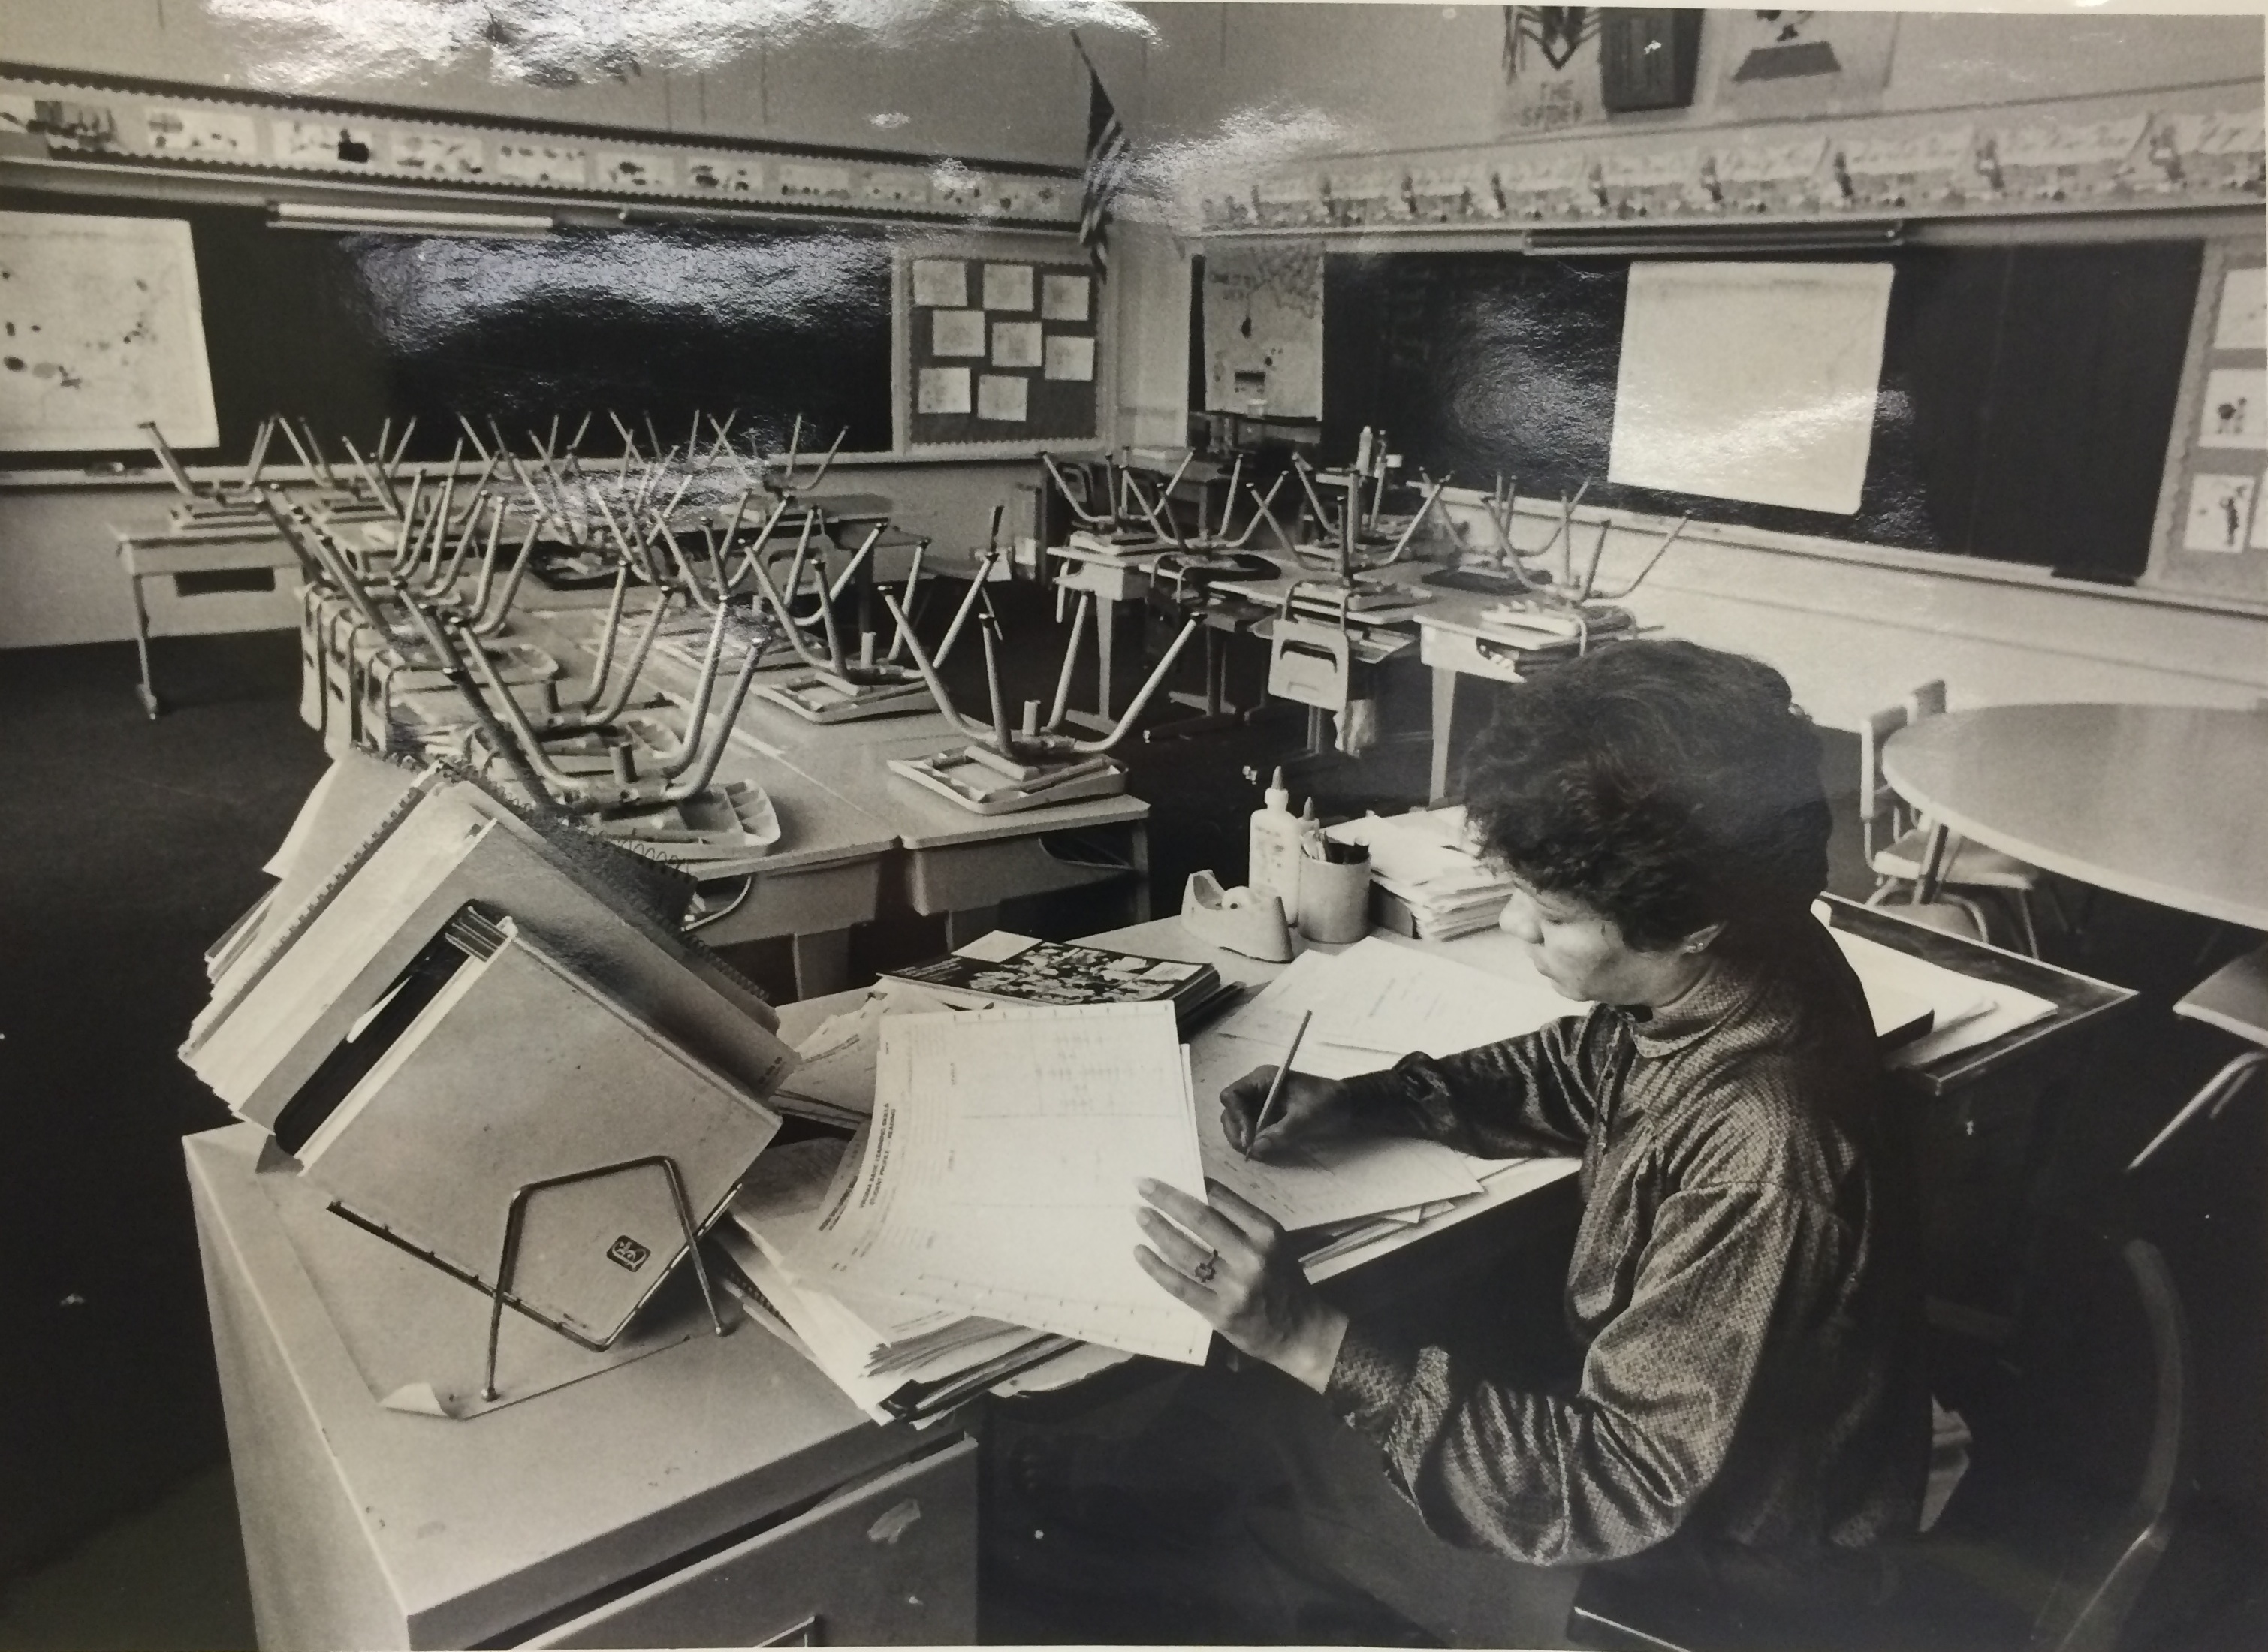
[[0, 210, 218, 451], [1202, 243, 1323, 421], [2152, 240, 2268, 600], [906, 253, 1096, 447]]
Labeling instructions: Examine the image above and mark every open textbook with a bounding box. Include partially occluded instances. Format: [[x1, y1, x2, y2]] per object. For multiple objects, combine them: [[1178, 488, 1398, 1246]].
[[780, 1002, 1214, 1364]]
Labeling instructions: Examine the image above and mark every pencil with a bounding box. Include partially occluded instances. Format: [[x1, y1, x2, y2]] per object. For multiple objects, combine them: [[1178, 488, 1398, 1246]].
[[1244, 1010, 1313, 1159]]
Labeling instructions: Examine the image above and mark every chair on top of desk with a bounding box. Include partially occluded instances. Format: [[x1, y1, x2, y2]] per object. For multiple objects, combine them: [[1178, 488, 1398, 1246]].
[[1863, 682, 2051, 956]]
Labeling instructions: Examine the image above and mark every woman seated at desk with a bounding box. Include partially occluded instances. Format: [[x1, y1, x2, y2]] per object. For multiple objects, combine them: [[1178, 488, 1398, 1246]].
[[1105, 641, 1932, 1644]]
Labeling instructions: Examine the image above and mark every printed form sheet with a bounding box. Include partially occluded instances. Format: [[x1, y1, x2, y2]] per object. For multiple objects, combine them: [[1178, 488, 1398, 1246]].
[[787, 1002, 1212, 1364], [1199, 939, 1576, 1229]]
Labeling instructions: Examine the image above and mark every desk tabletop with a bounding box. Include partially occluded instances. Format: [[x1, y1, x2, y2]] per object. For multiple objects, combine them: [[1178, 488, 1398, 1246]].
[[775, 723, 1149, 851], [186, 1125, 924, 1649], [532, 607, 1147, 852], [1883, 704, 2268, 930], [503, 613, 898, 876], [1210, 553, 1443, 621]]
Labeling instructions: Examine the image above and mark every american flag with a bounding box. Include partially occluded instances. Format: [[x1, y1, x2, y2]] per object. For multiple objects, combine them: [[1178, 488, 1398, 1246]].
[[1076, 39, 1129, 278]]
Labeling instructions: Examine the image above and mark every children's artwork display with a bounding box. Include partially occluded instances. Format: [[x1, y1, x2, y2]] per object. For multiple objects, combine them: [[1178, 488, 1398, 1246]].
[[2183, 471, 2255, 553], [0, 210, 218, 451]]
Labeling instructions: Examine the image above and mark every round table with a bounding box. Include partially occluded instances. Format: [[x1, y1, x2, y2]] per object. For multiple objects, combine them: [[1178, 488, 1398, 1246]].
[[1881, 704, 2268, 933]]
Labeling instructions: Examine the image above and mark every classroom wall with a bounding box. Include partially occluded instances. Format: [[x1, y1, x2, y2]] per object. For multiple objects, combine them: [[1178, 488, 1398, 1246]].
[[1125, 6, 2265, 163], [0, 4, 1114, 648], [0, 0, 1095, 167], [1102, 5, 2268, 710], [1443, 501, 2268, 728]]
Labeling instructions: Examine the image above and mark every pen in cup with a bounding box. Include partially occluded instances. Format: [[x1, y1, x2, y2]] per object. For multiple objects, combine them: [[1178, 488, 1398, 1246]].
[[1244, 1009, 1313, 1159]]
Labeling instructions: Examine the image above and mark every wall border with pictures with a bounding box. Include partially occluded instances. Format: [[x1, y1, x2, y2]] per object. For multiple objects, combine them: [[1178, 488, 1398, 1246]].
[[898, 243, 1101, 455], [0, 62, 1079, 228], [2151, 231, 2268, 603]]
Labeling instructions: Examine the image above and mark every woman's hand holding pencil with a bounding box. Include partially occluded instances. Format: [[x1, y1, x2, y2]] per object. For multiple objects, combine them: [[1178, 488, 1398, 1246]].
[[1220, 1013, 1362, 1157]]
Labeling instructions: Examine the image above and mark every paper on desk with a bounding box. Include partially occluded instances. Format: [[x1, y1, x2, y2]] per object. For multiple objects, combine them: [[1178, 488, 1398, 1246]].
[[1213, 939, 1569, 1080], [1321, 807, 1503, 895], [777, 981, 961, 1117], [1819, 921, 2055, 1069], [1192, 939, 1572, 1228], [1190, 1023, 1483, 1228], [736, 1134, 1006, 1349], [781, 1003, 1212, 1364]]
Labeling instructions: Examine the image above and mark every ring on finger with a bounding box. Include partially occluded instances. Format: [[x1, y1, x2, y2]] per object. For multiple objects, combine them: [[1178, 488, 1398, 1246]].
[[1193, 1249, 1218, 1285]]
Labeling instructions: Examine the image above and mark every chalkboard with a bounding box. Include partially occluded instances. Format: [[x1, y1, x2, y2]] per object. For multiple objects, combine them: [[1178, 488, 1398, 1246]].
[[1312, 243, 2203, 580], [0, 189, 894, 468]]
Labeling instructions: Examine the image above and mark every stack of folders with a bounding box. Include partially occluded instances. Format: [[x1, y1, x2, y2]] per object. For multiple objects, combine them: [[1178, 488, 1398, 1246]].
[[720, 1002, 1215, 1419], [1321, 806, 1516, 940], [183, 748, 795, 1349], [713, 1138, 1075, 1425]]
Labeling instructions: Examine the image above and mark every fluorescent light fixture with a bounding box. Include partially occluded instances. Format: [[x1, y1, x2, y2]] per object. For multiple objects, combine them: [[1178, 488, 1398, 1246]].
[[269, 201, 556, 238], [1526, 222, 1904, 258]]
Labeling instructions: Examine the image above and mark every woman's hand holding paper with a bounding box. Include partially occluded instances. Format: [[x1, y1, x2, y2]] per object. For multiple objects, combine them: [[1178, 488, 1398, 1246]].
[[1133, 1177, 1348, 1393]]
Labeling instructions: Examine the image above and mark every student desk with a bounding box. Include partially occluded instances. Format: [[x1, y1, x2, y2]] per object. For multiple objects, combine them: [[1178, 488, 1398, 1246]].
[[505, 607, 898, 998], [1882, 704, 2268, 930], [771, 720, 1153, 948], [116, 526, 303, 718], [550, 605, 1153, 951]]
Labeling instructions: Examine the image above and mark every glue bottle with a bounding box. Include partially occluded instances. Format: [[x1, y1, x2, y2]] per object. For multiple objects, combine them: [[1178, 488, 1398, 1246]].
[[1248, 767, 1303, 924]]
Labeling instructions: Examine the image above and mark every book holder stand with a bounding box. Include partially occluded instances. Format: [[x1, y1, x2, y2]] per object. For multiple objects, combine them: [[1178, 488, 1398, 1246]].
[[481, 1153, 729, 1403]]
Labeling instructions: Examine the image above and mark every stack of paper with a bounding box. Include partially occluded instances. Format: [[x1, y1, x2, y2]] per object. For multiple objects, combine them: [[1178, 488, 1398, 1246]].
[[768, 979, 961, 1125], [781, 1002, 1215, 1366], [1201, 938, 1574, 1234], [717, 1138, 1067, 1423], [1322, 806, 1516, 939], [1815, 912, 2056, 1069]]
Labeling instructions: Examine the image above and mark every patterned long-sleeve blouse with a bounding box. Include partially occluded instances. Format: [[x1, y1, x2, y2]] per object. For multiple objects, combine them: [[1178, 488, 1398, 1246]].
[[1325, 918, 1932, 1568]]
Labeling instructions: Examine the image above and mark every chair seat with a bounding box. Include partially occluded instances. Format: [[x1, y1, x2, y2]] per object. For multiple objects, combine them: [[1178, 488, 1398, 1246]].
[[2173, 943, 2268, 1048], [1871, 829, 2042, 891]]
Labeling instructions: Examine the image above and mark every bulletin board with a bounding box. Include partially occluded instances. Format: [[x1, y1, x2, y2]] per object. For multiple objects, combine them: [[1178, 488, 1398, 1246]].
[[2149, 234, 2268, 602], [904, 252, 1098, 448]]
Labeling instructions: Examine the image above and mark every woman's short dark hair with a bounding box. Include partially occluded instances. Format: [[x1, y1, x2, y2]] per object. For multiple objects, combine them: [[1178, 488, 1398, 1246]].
[[1460, 640, 1829, 951]]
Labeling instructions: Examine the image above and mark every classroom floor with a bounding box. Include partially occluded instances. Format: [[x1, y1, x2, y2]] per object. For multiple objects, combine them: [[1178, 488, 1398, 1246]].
[[1, 613, 2260, 1650]]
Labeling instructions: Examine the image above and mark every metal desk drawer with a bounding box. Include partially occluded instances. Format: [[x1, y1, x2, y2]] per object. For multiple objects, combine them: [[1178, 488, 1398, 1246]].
[[526, 1436, 979, 1648]]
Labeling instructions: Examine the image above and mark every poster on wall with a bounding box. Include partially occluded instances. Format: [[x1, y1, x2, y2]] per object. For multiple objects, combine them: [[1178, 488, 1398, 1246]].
[[2184, 471, 2255, 552], [1202, 243, 1323, 420], [1715, 10, 1900, 119], [2215, 266, 2268, 351], [0, 210, 218, 452], [1609, 261, 1893, 517], [2198, 367, 2268, 448], [1497, 6, 1605, 134]]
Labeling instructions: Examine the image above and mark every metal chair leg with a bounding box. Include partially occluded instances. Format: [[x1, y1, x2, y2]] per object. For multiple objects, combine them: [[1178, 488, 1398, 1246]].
[[2015, 891, 2042, 958], [2128, 1050, 2268, 1173]]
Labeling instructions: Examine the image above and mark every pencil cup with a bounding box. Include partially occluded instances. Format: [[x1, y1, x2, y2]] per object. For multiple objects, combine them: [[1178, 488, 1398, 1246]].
[[1298, 857, 1371, 945]]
